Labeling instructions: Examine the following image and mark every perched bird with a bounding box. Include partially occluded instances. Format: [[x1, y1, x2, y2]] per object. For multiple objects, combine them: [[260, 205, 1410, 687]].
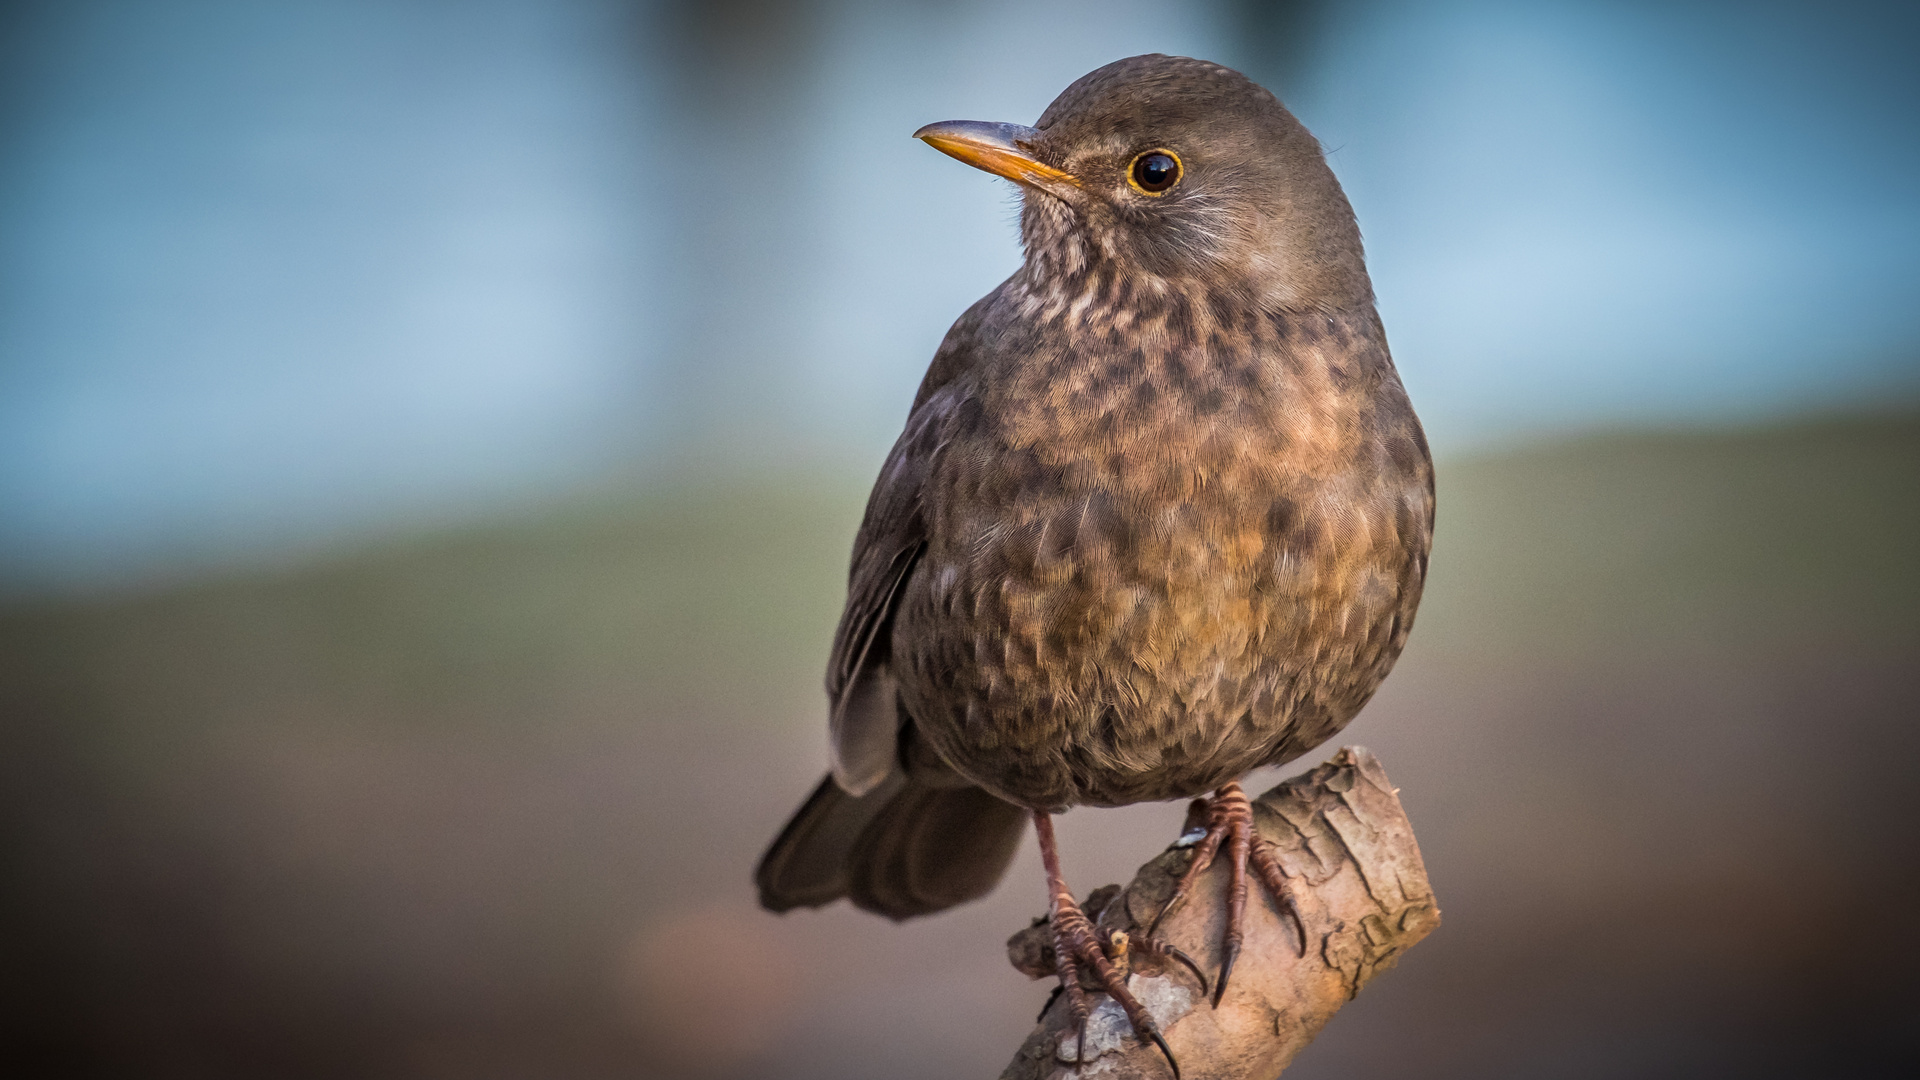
[[757, 54, 1432, 1072]]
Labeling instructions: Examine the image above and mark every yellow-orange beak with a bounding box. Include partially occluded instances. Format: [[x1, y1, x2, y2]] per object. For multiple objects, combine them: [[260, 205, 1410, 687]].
[[914, 120, 1079, 195]]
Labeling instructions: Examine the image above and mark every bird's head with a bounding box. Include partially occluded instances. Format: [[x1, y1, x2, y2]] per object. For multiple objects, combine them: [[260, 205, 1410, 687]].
[[916, 54, 1370, 313]]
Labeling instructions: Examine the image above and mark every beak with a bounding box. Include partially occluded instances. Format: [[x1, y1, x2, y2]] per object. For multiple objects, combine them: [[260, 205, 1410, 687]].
[[913, 120, 1079, 196]]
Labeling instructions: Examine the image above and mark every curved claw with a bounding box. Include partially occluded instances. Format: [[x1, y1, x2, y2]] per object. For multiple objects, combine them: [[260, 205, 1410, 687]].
[[1285, 904, 1308, 957], [1162, 943, 1210, 1000], [1211, 936, 1240, 1008], [1145, 1026, 1181, 1080], [1144, 896, 1176, 940]]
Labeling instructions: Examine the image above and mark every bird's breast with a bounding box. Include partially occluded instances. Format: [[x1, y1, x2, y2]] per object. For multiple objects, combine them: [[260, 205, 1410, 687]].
[[891, 301, 1433, 810]]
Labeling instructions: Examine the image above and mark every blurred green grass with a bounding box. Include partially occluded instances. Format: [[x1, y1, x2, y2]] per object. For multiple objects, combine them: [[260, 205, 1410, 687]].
[[2, 472, 870, 738], [1425, 410, 1920, 661], [2, 409, 1915, 1078]]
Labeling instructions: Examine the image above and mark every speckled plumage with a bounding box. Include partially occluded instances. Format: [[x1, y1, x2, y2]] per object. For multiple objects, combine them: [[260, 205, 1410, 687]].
[[760, 55, 1432, 921]]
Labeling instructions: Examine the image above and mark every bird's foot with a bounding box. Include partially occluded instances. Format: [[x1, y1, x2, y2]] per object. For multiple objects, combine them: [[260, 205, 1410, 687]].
[[1030, 810, 1179, 1078], [1148, 781, 1307, 1007], [1045, 889, 1179, 1078]]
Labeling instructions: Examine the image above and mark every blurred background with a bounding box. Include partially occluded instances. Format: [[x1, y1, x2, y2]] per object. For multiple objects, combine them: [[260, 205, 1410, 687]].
[[1, 0, 1915, 1076]]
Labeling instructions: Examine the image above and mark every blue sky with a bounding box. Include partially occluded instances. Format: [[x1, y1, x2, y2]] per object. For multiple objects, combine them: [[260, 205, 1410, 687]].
[[1, 0, 1915, 593]]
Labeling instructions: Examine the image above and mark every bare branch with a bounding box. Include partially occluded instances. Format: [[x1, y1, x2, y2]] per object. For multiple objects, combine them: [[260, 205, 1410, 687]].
[[1000, 747, 1439, 1079]]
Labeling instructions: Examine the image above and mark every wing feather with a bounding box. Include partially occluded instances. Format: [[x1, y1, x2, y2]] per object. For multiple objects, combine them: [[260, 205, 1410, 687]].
[[823, 285, 1001, 796]]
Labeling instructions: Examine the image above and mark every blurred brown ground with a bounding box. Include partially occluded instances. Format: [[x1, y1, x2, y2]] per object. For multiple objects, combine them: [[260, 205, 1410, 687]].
[[3, 409, 1916, 1079]]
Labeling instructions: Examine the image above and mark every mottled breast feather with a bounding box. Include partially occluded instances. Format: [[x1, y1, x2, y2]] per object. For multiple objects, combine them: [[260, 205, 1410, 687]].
[[884, 269, 1434, 810]]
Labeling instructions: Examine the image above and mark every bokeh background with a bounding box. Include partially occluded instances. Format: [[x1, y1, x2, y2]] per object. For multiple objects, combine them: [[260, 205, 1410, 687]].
[[2, 1, 1916, 1077]]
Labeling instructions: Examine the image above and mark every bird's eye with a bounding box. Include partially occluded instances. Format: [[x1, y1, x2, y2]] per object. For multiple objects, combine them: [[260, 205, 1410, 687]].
[[1128, 149, 1182, 195]]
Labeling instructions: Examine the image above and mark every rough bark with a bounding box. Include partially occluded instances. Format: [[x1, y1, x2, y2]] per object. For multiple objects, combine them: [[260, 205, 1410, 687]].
[[1000, 747, 1438, 1079]]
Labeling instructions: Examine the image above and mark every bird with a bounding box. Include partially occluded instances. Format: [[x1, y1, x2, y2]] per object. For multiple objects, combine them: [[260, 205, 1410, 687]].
[[756, 54, 1432, 1074]]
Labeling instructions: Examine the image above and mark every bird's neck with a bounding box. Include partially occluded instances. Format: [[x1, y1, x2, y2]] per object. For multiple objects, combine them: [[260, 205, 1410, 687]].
[[1009, 250, 1377, 346]]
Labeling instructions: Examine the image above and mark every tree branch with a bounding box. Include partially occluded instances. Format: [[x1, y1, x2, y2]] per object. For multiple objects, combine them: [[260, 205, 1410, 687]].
[[1000, 747, 1439, 1079]]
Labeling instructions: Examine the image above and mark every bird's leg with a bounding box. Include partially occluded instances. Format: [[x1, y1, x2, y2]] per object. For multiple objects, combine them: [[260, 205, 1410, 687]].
[[1147, 781, 1307, 1007], [1032, 810, 1179, 1079]]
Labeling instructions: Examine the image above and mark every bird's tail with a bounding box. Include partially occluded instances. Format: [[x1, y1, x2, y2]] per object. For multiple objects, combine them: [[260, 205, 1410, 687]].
[[755, 772, 1027, 920]]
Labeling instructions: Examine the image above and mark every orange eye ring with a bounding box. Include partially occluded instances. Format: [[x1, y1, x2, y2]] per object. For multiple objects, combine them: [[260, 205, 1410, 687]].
[[1127, 148, 1182, 195]]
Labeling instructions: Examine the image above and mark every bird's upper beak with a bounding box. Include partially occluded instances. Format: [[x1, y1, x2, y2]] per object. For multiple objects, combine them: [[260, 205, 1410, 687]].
[[914, 121, 1079, 198]]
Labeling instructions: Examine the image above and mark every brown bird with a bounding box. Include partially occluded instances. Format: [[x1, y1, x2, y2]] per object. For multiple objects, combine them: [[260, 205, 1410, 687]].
[[756, 54, 1432, 1073]]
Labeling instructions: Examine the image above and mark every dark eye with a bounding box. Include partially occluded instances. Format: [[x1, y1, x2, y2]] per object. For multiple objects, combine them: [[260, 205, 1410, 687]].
[[1128, 149, 1182, 195]]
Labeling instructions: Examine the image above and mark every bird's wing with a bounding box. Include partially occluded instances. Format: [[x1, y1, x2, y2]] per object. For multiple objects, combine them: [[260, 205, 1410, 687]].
[[827, 285, 1001, 796], [825, 395, 944, 796]]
